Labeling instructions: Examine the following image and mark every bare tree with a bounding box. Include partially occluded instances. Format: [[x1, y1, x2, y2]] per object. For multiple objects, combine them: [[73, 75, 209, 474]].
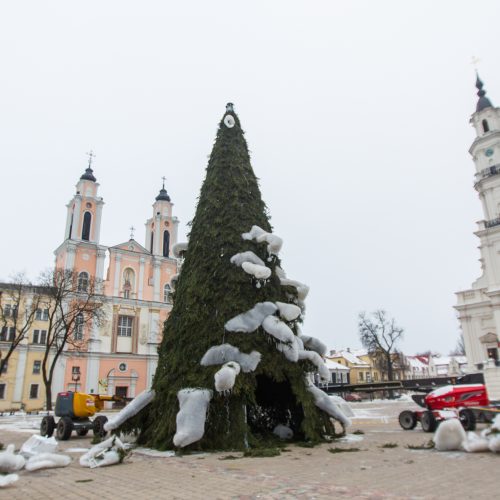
[[38, 269, 104, 410], [0, 273, 42, 376], [358, 310, 404, 382], [449, 332, 465, 356]]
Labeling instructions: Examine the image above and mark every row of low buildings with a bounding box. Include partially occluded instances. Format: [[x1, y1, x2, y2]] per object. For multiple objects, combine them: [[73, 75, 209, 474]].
[[320, 348, 468, 387], [0, 163, 180, 411]]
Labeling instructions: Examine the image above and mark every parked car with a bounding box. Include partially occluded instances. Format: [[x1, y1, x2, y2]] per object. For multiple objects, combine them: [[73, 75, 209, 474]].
[[344, 393, 362, 402]]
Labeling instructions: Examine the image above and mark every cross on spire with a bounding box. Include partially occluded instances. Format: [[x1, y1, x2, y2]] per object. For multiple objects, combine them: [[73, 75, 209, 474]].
[[86, 150, 96, 168], [129, 226, 135, 240], [161, 176, 166, 189]]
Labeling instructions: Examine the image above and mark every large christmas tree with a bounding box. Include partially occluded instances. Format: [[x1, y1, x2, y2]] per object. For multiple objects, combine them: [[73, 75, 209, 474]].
[[115, 104, 348, 451]]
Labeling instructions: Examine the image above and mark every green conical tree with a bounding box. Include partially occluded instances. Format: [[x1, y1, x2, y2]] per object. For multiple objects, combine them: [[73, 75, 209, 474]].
[[131, 104, 336, 450]]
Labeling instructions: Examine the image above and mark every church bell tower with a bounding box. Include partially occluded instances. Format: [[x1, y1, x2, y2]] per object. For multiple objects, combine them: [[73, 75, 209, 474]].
[[54, 153, 107, 282], [456, 75, 500, 370]]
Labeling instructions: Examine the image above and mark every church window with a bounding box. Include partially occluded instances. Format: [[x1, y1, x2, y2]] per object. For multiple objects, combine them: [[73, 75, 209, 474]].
[[163, 230, 170, 258], [82, 211, 92, 241], [482, 119, 490, 133], [164, 284, 173, 303], [74, 313, 84, 340], [150, 232, 154, 253], [117, 315, 133, 337], [487, 347, 498, 361], [77, 272, 89, 292]]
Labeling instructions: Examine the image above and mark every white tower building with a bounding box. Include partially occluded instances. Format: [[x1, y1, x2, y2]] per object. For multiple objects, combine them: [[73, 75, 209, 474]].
[[456, 76, 500, 370]]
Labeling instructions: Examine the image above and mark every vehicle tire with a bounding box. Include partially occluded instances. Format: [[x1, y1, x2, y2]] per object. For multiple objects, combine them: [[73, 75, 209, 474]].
[[76, 428, 89, 436], [56, 416, 74, 440], [40, 416, 56, 437], [93, 415, 108, 438], [398, 410, 417, 430], [459, 409, 476, 431], [421, 410, 437, 432]]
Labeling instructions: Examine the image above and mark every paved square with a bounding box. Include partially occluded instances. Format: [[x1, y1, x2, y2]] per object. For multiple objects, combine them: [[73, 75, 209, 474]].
[[1, 400, 497, 499]]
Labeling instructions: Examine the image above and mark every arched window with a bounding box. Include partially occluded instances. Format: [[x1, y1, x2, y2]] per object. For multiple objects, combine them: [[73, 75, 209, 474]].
[[150, 232, 154, 254], [77, 272, 89, 292], [82, 211, 92, 241], [163, 230, 170, 258], [122, 268, 135, 299], [68, 212, 74, 239], [74, 313, 84, 340], [164, 283, 172, 303], [483, 119, 490, 133]]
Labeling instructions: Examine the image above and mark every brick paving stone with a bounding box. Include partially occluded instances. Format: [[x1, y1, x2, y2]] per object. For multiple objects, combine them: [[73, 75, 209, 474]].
[[0, 401, 498, 499]]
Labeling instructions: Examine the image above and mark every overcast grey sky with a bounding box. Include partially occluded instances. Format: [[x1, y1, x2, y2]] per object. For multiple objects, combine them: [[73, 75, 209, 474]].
[[1, 1, 499, 355]]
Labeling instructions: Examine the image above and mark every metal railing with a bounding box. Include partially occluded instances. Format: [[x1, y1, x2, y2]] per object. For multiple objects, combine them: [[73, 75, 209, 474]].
[[485, 217, 500, 229], [476, 164, 500, 182]]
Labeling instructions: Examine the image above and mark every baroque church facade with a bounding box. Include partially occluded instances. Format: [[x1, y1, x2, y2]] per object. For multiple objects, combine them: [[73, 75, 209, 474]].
[[52, 163, 179, 400], [456, 76, 500, 371]]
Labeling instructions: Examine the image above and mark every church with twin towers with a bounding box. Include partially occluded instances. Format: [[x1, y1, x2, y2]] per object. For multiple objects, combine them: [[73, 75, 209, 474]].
[[51, 158, 180, 400]]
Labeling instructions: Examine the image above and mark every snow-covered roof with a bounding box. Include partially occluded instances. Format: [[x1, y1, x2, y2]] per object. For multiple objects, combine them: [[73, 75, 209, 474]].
[[432, 356, 468, 366], [330, 350, 369, 366], [324, 358, 350, 371], [406, 356, 429, 370]]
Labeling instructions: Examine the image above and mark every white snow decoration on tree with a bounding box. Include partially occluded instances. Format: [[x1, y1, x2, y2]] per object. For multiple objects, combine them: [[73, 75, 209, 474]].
[[299, 334, 327, 356], [462, 432, 490, 453], [224, 115, 235, 128], [298, 350, 330, 382], [225, 302, 278, 333], [0, 473, 19, 488], [25, 453, 71, 471], [297, 299, 306, 313], [214, 361, 241, 392], [328, 396, 355, 418], [305, 382, 351, 427], [280, 278, 309, 300], [172, 242, 188, 258], [200, 344, 261, 372], [80, 436, 126, 468], [276, 338, 299, 362], [273, 424, 293, 440], [104, 389, 156, 432], [241, 261, 271, 280], [0, 444, 25, 473], [295, 335, 304, 350], [173, 388, 213, 448], [242, 225, 266, 241], [262, 315, 295, 343], [256, 232, 283, 255], [230, 251, 265, 267], [433, 419, 466, 451], [275, 301, 301, 321], [241, 225, 283, 255]]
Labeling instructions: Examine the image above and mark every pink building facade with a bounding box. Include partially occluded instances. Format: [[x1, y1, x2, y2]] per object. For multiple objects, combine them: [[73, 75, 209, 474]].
[[53, 162, 179, 400]]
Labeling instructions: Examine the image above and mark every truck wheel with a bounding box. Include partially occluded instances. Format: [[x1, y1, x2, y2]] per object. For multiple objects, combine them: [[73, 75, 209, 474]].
[[421, 411, 437, 432], [76, 428, 89, 436], [40, 416, 56, 437], [56, 416, 74, 440], [93, 415, 108, 438], [459, 409, 476, 431], [399, 410, 417, 430]]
